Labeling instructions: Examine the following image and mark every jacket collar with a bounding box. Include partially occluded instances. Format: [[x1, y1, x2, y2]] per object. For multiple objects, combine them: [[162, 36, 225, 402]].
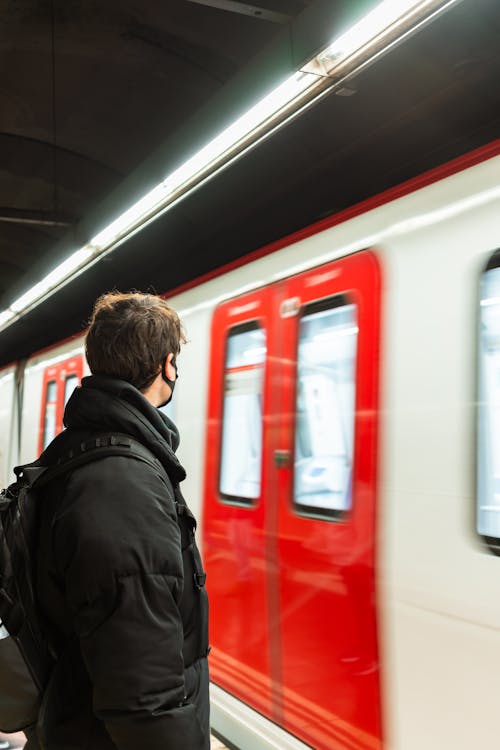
[[52, 374, 186, 482]]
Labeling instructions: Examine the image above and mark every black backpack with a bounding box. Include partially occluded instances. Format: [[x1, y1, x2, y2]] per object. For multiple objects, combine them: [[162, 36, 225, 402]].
[[0, 433, 173, 733]]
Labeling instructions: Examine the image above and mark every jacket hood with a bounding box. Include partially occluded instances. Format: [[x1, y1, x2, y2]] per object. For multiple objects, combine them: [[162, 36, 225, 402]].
[[42, 374, 186, 482]]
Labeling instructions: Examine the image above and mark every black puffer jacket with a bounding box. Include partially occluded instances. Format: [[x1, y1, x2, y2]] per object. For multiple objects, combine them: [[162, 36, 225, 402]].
[[27, 375, 210, 750]]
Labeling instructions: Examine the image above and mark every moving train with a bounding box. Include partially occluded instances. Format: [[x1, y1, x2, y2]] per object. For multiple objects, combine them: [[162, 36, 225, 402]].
[[1, 139, 500, 750]]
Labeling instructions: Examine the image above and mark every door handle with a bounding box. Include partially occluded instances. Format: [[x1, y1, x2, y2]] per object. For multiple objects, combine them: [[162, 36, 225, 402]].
[[274, 449, 292, 468]]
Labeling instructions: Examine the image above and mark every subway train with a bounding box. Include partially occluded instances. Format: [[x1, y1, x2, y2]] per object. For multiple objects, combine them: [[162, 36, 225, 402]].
[[1, 139, 500, 750]]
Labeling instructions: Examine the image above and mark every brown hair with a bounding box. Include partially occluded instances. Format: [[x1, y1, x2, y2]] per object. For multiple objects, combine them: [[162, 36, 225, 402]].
[[85, 291, 186, 390]]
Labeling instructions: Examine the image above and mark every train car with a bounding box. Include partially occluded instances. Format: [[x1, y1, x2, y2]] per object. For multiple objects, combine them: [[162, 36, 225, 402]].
[[1, 140, 500, 750]]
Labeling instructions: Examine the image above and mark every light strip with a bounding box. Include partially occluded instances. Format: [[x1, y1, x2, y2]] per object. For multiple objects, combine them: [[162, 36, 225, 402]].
[[89, 71, 317, 249], [305, 0, 460, 77], [9, 247, 95, 313], [14, 79, 314, 266], [0, 0, 460, 334], [0, 310, 15, 327], [328, 0, 427, 58]]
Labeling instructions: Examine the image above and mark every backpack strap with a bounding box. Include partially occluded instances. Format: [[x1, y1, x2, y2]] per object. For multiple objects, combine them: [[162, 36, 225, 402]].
[[14, 433, 168, 490], [13, 461, 47, 486]]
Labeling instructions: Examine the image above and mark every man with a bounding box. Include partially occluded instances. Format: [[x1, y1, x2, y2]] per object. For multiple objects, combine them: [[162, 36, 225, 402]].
[[27, 292, 210, 750]]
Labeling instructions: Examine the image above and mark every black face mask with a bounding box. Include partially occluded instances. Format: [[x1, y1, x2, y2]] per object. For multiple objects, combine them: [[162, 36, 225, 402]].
[[159, 356, 178, 407]]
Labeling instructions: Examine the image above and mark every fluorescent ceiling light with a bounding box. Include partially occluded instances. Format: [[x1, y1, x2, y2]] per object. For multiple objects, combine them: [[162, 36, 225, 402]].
[[89, 70, 318, 250], [0, 310, 15, 327], [305, 0, 459, 77], [9, 247, 95, 313], [162, 72, 315, 189], [0, 0, 460, 335], [328, 0, 437, 59], [90, 183, 171, 247]]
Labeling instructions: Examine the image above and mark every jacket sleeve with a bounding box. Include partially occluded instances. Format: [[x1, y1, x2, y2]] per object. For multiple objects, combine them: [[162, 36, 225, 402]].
[[52, 455, 207, 750]]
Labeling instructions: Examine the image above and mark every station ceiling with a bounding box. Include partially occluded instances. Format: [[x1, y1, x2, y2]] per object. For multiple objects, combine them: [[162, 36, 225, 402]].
[[0, 0, 499, 366]]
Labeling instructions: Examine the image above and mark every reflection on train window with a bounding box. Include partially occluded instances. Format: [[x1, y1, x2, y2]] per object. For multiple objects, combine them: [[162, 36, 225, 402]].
[[219, 322, 266, 502], [43, 380, 57, 450], [294, 297, 358, 517], [478, 263, 500, 544], [64, 374, 79, 406]]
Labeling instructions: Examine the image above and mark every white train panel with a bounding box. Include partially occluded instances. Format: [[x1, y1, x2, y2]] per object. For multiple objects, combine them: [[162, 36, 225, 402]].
[[379, 157, 500, 749]]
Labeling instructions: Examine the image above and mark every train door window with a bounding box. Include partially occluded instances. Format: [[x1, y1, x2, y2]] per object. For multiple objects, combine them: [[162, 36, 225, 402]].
[[219, 322, 266, 502], [478, 256, 500, 547], [294, 296, 358, 516], [39, 354, 84, 454], [43, 380, 57, 450], [64, 374, 79, 406]]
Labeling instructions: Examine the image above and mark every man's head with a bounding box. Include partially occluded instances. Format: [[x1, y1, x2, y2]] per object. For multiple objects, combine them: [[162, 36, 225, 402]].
[[85, 292, 185, 398]]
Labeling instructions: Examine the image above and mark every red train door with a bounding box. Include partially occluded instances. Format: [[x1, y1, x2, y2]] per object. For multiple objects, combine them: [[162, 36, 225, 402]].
[[203, 287, 279, 718], [39, 355, 84, 453], [275, 251, 382, 749], [204, 250, 382, 748]]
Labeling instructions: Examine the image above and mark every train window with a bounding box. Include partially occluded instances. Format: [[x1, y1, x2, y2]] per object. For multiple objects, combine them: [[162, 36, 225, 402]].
[[43, 380, 57, 450], [64, 374, 79, 406], [293, 296, 358, 517], [478, 259, 500, 548], [219, 322, 266, 502]]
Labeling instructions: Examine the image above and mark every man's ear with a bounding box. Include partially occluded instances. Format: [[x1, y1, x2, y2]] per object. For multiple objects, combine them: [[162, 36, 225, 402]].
[[165, 352, 176, 380]]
